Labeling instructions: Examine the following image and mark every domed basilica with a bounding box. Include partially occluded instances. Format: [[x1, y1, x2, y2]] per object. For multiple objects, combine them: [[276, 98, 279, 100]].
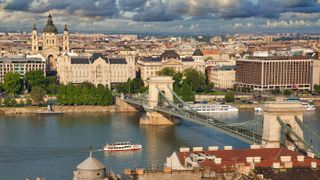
[[31, 14, 69, 71]]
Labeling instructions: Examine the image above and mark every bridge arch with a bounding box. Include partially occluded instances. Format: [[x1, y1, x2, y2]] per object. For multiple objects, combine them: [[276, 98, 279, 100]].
[[147, 76, 174, 108]]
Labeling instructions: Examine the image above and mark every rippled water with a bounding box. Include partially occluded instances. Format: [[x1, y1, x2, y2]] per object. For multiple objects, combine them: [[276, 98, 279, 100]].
[[0, 110, 319, 180]]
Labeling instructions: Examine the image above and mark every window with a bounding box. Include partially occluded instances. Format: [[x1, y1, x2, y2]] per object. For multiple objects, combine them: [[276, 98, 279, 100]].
[[96, 65, 103, 78]]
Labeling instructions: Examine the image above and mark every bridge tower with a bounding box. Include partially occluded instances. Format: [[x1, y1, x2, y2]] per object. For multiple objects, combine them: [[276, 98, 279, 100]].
[[262, 101, 305, 149], [140, 76, 178, 125]]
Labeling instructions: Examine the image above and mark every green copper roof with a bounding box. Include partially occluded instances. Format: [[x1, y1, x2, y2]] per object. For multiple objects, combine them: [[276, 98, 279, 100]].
[[43, 14, 58, 34]]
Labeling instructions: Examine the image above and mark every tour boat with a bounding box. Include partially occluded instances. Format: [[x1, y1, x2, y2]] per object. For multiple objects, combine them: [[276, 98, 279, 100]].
[[189, 104, 238, 113], [301, 103, 316, 111], [103, 142, 142, 152]]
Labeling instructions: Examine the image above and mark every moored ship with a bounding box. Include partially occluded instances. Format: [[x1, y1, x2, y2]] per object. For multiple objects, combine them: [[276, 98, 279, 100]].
[[189, 104, 238, 113], [103, 142, 142, 152]]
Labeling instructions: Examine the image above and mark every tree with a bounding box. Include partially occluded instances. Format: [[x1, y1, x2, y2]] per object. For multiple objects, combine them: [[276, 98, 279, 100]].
[[26, 99, 32, 106], [3, 72, 22, 95], [45, 76, 59, 94], [204, 82, 214, 93], [56, 83, 114, 106], [180, 83, 195, 102], [314, 85, 320, 94], [30, 86, 46, 104], [3, 97, 17, 107], [224, 92, 235, 103], [130, 78, 145, 93], [25, 70, 46, 91], [157, 67, 176, 76], [283, 89, 293, 96], [184, 68, 206, 92]]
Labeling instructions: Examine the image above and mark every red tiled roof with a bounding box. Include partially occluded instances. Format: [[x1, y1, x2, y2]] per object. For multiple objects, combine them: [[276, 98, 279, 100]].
[[202, 49, 220, 56], [177, 148, 320, 173]]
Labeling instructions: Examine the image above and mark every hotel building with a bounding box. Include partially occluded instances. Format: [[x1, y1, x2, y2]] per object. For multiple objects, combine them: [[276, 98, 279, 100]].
[[236, 56, 314, 91]]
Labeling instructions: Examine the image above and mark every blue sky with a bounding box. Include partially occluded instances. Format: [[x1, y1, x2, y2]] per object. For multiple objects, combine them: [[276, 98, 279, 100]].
[[0, 0, 320, 34]]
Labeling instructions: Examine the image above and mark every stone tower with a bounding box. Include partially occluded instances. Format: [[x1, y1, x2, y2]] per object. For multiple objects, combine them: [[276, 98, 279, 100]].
[[262, 101, 305, 149], [73, 151, 108, 180], [31, 24, 38, 53], [140, 76, 178, 125], [63, 24, 70, 52]]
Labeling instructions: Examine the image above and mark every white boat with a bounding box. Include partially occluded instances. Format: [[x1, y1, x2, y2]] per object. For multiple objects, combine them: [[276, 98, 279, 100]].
[[103, 142, 142, 152], [254, 107, 263, 113], [301, 103, 316, 111], [189, 104, 238, 113]]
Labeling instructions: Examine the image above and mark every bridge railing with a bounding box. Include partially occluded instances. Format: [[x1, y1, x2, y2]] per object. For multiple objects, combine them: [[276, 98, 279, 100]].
[[277, 117, 320, 158]]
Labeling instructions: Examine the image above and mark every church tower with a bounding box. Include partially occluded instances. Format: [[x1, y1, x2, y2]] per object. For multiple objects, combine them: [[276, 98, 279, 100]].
[[43, 13, 58, 52], [42, 13, 60, 71], [31, 24, 38, 53], [63, 24, 70, 52]]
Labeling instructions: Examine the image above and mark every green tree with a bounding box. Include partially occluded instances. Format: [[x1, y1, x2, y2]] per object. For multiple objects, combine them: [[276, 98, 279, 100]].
[[157, 67, 176, 76], [180, 83, 195, 102], [3, 72, 22, 95], [25, 70, 46, 91], [131, 78, 145, 93], [283, 89, 293, 96], [56, 83, 114, 106], [45, 76, 59, 94], [3, 97, 17, 107], [314, 85, 320, 94], [184, 68, 206, 92], [204, 82, 214, 93], [30, 86, 46, 104], [26, 98, 32, 106], [224, 92, 235, 103]]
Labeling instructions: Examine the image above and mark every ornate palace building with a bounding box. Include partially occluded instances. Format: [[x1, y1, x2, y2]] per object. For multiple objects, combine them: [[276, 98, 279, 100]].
[[57, 53, 135, 88], [137, 49, 205, 83], [31, 14, 69, 71]]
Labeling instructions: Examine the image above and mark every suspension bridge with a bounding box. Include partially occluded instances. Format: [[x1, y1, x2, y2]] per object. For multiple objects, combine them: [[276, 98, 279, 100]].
[[122, 76, 320, 158]]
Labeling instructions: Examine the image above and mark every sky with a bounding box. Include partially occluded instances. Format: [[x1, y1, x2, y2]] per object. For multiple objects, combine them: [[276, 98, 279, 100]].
[[0, 0, 320, 35]]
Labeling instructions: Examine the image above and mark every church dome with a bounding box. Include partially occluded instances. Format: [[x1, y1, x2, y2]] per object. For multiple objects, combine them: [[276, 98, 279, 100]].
[[43, 14, 58, 34]]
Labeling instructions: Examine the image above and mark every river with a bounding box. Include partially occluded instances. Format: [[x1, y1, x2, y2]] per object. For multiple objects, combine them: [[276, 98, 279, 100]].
[[0, 110, 319, 179]]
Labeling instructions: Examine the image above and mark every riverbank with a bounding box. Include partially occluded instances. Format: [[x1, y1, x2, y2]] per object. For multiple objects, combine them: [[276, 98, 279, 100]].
[[0, 97, 141, 114]]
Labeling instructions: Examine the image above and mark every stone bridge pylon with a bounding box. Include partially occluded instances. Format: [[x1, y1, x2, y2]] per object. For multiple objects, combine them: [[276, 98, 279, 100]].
[[140, 76, 178, 125]]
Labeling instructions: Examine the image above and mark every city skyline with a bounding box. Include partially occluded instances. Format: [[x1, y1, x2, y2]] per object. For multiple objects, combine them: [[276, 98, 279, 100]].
[[0, 0, 320, 34]]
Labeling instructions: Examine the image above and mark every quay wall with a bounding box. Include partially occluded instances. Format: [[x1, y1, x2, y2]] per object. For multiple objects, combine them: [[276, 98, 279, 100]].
[[0, 98, 139, 114]]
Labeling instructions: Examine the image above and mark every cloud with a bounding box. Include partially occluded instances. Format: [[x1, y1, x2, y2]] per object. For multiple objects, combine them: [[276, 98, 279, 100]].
[[1, 0, 320, 22], [5, 0, 119, 18], [262, 19, 320, 28], [132, 0, 179, 21], [118, 0, 146, 11]]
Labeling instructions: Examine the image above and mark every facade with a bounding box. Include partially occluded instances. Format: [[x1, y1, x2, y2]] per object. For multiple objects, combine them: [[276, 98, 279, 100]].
[[57, 53, 135, 88], [0, 54, 46, 82], [207, 65, 235, 89], [236, 56, 314, 91], [31, 14, 69, 71], [137, 50, 205, 83]]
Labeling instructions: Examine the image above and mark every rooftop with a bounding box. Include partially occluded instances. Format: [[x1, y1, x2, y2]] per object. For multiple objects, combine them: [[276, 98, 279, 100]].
[[175, 146, 320, 173], [243, 55, 316, 61], [76, 152, 106, 170]]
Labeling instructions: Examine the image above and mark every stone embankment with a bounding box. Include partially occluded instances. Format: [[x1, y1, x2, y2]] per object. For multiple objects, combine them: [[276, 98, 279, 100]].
[[0, 97, 139, 114]]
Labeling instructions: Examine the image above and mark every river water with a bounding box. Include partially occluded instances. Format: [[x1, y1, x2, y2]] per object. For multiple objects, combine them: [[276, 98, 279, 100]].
[[0, 110, 319, 180]]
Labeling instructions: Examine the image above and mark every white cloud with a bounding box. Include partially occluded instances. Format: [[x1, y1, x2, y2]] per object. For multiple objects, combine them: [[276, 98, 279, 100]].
[[262, 19, 317, 28]]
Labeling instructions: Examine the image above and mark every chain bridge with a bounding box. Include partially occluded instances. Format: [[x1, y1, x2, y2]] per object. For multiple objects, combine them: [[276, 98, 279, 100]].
[[123, 76, 320, 158]]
